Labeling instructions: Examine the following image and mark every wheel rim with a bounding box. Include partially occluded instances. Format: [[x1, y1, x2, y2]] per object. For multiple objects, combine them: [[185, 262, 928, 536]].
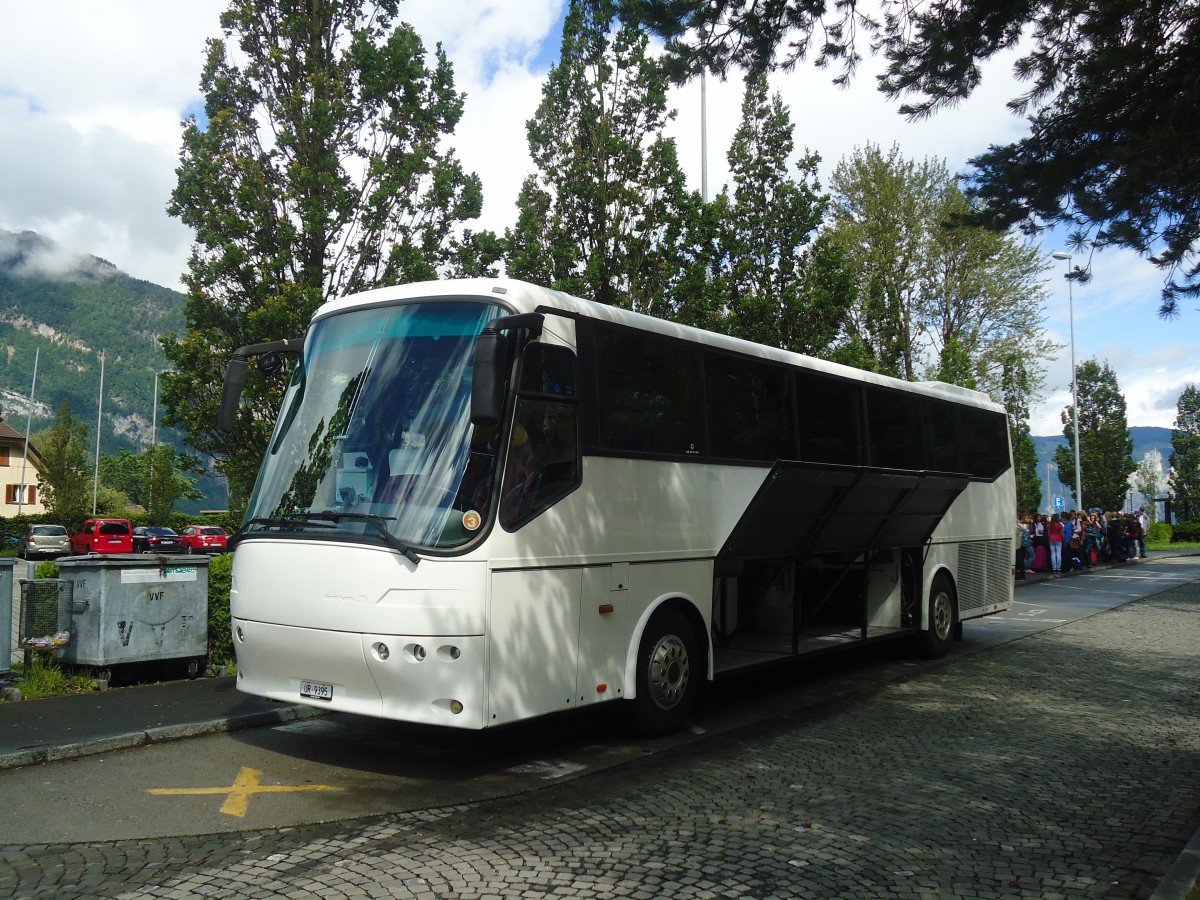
[[646, 633, 690, 711], [932, 589, 953, 641]]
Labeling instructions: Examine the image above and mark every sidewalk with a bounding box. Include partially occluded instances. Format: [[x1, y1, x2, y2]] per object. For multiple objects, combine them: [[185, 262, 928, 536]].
[[0, 673, 322, 770]]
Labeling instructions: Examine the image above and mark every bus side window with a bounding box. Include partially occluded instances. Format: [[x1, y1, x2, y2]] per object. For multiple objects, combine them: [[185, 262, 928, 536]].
[[500, 400, 579, 528]]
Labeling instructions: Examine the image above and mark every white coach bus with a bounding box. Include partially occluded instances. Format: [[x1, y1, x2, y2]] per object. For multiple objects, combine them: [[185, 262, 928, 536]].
[[219, 278, 1014, 736]]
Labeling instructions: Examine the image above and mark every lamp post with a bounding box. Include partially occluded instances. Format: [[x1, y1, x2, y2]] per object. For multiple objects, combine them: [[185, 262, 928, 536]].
[[1051, 250, 1083, 512]]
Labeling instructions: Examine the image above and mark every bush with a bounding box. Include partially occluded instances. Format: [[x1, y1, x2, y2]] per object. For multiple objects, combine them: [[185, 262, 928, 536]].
[[33, 560, 59, 579], [207, 552, 234, 667], [1146, 522, 1172, 544], [1171, 520, 1200, 542]]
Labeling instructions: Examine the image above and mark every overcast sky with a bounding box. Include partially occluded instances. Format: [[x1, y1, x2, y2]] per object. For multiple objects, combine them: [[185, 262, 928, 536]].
[[0, 1, 1195, 438]]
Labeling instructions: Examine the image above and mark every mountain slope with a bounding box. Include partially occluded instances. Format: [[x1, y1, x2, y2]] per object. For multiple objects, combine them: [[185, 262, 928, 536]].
[[0, 229, 185, 450]]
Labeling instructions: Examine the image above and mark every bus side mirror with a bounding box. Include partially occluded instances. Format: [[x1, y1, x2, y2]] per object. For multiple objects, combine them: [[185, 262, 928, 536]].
[[471, 329, 509, 426], [218, 356, 249, 434], [217, 337, 303, 435]]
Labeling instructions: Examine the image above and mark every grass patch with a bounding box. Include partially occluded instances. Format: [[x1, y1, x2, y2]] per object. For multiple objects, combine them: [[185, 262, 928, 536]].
[[1147, 541, 1200, 551], [7, 657, 98, 700]]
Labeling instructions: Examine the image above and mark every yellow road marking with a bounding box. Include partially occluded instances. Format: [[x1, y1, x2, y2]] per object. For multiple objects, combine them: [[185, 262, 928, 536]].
[[148, 766, 341, 817]]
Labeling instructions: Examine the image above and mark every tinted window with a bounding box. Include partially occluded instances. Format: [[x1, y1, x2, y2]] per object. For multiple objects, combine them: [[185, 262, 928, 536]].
[[705, 353, 794, 461], [595, 323, 704, 456], [500, 400, 579, 528], [520, 343, 576, 398], [959, 405, 1010, 478], [867, 388, 926, 470], [99, 522, 130, 535], [925, 399, 961, 472], [796, 372, 864, 465]]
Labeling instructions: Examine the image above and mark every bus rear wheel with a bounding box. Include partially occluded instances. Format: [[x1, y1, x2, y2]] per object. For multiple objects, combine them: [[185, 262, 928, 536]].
[[922, 573, 957, 659], [632, 607, 699, 737]]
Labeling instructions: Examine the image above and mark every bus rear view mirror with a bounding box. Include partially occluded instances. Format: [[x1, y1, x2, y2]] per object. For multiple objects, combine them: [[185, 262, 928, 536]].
[[471, 329, 509, 426], [218, 337, 303, 434], [471, 312, 545, 426]]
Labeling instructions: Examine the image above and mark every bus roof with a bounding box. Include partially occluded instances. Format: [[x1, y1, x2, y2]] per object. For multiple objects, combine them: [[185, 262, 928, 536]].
[[316, 278, 1005, 413]]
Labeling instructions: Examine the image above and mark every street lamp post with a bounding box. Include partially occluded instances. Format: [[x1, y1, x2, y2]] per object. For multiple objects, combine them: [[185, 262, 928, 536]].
[[1051, 251, 1083, 512]]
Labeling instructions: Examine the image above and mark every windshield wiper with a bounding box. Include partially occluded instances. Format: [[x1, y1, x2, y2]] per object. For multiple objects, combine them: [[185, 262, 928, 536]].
[[235, 512, 420, 564], [304, 511, 421, 564]]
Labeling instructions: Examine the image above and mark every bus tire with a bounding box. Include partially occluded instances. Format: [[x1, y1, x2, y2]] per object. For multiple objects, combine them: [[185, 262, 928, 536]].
[[922, 573, 956, 659], [632, 607, 699, 737]]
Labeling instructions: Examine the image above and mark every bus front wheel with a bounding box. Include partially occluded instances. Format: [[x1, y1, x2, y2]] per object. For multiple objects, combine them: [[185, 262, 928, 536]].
[[632, 608, 699, 737], [922, 573, 957, 659]]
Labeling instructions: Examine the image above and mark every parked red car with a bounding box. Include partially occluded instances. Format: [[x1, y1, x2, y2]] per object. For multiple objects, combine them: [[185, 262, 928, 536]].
[[71, 518, 133, 554], [179, 524, 229, 554]]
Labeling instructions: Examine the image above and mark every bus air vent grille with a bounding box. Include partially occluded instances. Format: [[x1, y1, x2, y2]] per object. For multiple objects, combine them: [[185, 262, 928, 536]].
[[956, 539, 1011, 612]]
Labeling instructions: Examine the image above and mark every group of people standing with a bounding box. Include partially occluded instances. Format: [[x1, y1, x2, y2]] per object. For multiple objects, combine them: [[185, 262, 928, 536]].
[[1015, 508, 1148, 578]]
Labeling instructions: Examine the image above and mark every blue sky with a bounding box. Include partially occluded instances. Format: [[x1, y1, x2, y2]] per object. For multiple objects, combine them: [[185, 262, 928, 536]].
[[0, 1, 1193, 437]]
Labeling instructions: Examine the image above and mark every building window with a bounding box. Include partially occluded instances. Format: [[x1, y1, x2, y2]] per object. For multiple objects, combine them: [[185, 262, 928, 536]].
[[0, 447, 10, 466]]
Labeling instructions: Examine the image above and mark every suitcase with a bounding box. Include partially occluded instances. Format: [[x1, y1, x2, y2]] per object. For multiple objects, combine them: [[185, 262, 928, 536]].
[[1089, 548, 1098, 565], [1032, 546, 1049, 572]]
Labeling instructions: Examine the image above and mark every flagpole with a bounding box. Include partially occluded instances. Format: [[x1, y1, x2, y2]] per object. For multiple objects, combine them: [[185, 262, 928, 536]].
[[17, 348, 39, 514], [92, 352, 105, 515]]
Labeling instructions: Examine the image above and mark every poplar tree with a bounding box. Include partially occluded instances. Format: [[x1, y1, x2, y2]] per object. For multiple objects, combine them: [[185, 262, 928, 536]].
[[1054, 359, 1135, 511], [506, 0, 696, 316], [163, 0, 496, 508], [711, 74, 853, 357], [828, 144, 945, 380]]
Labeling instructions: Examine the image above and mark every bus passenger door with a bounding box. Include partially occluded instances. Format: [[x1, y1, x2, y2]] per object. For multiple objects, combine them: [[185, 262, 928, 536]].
[[577, 563, 628, 708], [487, 568, 582, 726]]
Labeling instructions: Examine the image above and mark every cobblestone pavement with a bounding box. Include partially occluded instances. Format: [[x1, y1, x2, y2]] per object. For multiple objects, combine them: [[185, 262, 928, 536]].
[[3, 583, 1199, 899]]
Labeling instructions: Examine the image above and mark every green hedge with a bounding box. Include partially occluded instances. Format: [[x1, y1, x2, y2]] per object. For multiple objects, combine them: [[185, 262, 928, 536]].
[[1146, 522, 1172, 544], [1171, 520, 1200, 542], [206, 552, 235, 667]]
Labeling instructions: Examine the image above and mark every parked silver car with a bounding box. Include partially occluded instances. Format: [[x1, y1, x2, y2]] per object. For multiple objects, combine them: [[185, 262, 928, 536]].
[[17, 524, 71, 559]]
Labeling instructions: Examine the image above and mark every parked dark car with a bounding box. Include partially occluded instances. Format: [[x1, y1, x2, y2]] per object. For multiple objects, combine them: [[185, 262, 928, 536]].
[[17, 524, 71, 559], [72, 518, 134, 554], [132, 526, 183, 554], [179, 524, 228, 554]]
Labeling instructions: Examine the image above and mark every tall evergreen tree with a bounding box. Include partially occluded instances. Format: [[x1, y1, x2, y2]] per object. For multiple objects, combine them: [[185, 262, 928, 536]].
[[506, 0, 696, 315], [1054, 359, 1135, 511], [163, 0, 496, 508], [1169, 384, 1200, 505], [710, 74, 852, 356]]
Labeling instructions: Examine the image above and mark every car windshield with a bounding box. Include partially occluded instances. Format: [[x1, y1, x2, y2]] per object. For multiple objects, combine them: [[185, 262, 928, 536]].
[[148, 528, 178, 536], [200, 528, 225, 535], [242, 299, 505, 552], [99, 522, 129, 535], [33, 526, 67, 536]]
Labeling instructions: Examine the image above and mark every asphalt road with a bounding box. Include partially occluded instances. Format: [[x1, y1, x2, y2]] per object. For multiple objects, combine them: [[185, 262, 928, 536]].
[[2, 556, 1197, 854]]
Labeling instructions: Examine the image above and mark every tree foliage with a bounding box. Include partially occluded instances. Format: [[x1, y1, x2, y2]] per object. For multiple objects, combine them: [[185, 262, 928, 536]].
[[163, 0, 496, 509], [1169, 384, 1200, 500], [626, 0, 1200, 312], [33, 400, 92, 529], [706, 74, 853, 356], [827, 144, 1054, 392], [100, 446, 205, 522], [1053, 359, 1135, 511], [506, 0, 697, 315]]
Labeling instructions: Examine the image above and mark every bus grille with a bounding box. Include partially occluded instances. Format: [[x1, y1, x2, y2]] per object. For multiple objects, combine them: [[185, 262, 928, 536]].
[[956, 539, 1012, 612]]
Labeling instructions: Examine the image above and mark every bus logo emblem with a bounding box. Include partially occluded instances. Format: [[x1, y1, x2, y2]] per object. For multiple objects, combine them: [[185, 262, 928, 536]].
[[463, 510, 481, 531]]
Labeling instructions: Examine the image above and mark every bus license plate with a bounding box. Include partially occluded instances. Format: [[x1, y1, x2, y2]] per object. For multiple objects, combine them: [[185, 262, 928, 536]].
[[300, 680, 333, 701]]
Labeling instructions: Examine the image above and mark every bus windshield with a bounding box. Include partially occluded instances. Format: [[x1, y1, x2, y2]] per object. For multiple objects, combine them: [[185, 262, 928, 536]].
[[242, 299, 505, 552]]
